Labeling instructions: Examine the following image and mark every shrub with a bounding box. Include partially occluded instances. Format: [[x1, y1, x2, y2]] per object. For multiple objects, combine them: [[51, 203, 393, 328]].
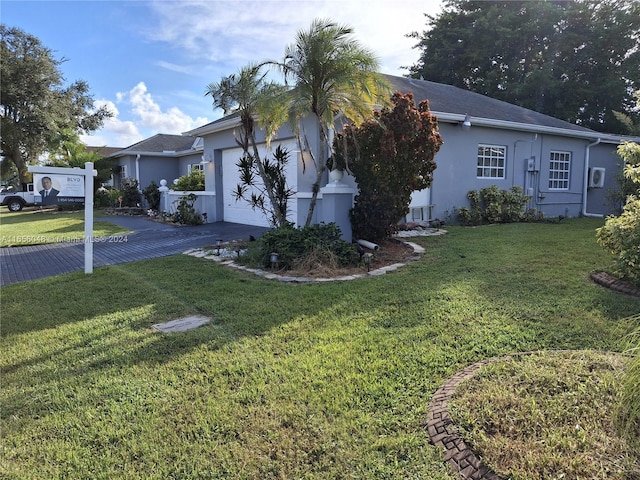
[[457, 185, 532, 225], [597, 141, 640, 286], [596, 197, 640, 285], [142, 181, 161, 210], [249, 222, 358, 271], [616, 319, 640, 456], [119, 177, 141, 207], [232, 145, 295, 228], [94, 187, 113, 208], [171, 169, 205, 191], [172, 193, 203, 225]]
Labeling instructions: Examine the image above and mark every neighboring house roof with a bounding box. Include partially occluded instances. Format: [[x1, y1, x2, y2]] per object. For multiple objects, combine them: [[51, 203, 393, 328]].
[[110, 134, 201, 158], [86, 146, 124, 157], [186, 112, 240, 137]]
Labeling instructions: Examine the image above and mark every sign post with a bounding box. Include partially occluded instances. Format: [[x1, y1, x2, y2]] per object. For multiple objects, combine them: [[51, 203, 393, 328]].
[[28, 162, 97, 274]]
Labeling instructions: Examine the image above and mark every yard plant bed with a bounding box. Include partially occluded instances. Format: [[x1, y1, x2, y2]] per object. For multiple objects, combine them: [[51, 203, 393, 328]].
[[2, 219, 639, 479], [283, 238, 418, 278]]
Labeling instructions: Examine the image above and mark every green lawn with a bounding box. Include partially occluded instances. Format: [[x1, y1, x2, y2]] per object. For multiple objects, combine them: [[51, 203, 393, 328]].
[[1, 219, 638, 479], [0, 208, 129, 246]]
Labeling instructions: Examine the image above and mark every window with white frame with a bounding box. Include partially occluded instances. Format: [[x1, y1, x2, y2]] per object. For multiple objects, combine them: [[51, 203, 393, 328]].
[[188, 163, 204, 172], [548, 151, 571, 190], [476, 144, 506, 179]]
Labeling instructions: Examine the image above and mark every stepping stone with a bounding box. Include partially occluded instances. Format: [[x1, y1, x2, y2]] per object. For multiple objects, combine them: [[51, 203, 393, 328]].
[[152, 315, 211, 333]]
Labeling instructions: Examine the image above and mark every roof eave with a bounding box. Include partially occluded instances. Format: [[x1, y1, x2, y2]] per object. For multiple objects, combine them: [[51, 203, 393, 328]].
[[109, 147, 203, 159], [435, 112, 634, 144], [184, 116, 241, 137]]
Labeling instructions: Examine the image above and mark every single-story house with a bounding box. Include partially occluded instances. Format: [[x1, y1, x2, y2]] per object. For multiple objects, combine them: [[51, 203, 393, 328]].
[[384, 75, 636, 223], [110, 74, 639, 237], [108, 134, 203, 190]]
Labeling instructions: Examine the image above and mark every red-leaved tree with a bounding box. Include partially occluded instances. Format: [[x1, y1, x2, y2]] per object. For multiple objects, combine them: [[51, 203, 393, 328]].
[[333, 92, 443, 241]]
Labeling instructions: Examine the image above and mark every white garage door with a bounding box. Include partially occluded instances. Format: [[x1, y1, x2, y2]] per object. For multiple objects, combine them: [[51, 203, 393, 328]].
[[222, 143, 298, 227]]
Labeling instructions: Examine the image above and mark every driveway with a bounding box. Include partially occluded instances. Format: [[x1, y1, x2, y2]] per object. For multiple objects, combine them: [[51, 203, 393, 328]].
[[0, 216, 269, 286]]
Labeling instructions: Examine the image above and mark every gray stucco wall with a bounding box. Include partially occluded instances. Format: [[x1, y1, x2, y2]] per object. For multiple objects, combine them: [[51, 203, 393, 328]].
[[139, 157, 180, 189], [585, 142, 623, 216], [429, 123, 621, 221]]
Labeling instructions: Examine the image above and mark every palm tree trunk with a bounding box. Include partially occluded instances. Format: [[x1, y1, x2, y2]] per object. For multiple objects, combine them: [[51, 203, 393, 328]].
[[304, 120, 329, 226]]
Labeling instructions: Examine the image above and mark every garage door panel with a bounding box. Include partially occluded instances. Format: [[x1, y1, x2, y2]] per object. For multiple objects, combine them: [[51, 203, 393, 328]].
[[222, 143, 298, 227]]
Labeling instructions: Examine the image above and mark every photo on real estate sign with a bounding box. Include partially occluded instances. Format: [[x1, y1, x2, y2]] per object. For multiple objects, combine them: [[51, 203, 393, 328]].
[[34, 173, 85, 206]]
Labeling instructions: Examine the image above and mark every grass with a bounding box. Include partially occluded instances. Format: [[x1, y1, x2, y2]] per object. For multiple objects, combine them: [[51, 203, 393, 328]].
[[450, 350, 638, 479], [0, 208, 129, 246], [1, 219, 639, 479]]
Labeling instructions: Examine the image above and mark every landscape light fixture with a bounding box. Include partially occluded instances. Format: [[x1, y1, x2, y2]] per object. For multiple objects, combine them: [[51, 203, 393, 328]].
[[270, 252, 279, 270], [216, 239, 223, 255], [363, 252, 373, 272]]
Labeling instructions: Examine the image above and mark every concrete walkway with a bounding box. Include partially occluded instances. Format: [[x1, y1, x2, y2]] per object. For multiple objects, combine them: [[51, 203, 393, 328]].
[[0, 216, 269, 286]]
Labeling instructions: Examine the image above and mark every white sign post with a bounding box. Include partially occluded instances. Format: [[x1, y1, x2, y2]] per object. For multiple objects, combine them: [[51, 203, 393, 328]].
[[28, 162, 97, 274]]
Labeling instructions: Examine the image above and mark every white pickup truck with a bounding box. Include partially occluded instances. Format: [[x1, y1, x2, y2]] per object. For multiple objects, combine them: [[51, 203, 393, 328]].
[[0, 184, 36, 211]]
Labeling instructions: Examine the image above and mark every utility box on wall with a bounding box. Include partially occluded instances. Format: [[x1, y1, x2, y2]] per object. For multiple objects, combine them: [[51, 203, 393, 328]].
[[589, 167, 606, 188]]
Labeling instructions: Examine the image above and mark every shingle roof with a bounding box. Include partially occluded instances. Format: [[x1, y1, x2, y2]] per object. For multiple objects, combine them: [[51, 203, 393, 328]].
[[85, 146, 124, 157], [384, 75, 594, 134], [116, 134, 197, 154]]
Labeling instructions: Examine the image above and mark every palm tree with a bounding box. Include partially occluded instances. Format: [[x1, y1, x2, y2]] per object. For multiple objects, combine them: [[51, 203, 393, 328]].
[[273, 18, 391, 226], [205, 64, 291, 227]]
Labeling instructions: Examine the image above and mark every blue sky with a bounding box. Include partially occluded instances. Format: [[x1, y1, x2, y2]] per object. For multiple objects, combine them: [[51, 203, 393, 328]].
[[3, 0, 444, 148]]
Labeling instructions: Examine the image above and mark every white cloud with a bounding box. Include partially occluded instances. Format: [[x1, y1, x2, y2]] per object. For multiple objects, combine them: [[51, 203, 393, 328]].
[[82, 85, 210, 147], [146, 0, 443, 76], [155, 60, 197, 75], [124, 82, 209, 133]]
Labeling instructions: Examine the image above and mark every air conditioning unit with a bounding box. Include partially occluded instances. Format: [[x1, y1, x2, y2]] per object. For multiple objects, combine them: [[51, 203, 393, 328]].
[[588, 167, 605, 188]]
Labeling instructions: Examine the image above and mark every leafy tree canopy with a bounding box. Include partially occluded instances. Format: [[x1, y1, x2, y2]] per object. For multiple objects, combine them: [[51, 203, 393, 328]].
[[408, 0, 640, 134], [270, 18, 392, 225], [1, 25, 111, 185], [334, 92, 443, 240]]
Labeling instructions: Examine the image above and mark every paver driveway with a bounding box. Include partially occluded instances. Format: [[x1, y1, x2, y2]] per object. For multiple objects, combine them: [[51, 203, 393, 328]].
[[0, 216, 269, 286]]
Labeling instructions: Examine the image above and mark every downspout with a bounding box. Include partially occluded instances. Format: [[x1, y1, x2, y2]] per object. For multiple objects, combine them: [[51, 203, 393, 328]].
[[582, 139, 603, 218], [135, 154, 141, 183]]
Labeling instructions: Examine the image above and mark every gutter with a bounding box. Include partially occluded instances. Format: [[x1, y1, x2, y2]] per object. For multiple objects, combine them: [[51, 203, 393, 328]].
[[434, 112, 635, 143], [581, 138, 603, 218]]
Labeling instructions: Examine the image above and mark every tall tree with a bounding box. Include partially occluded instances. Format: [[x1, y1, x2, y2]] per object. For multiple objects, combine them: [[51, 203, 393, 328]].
[[205, 64, 292, 227], [408, 0, 640, 134], [45, 128, 114, 188], [271, 18, 392, 226], [1, 25, 111, 185]]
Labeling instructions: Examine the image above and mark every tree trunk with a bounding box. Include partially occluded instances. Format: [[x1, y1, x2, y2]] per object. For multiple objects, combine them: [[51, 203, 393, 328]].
[[13, 148, 28, 187], [304, 120, 329, 226]]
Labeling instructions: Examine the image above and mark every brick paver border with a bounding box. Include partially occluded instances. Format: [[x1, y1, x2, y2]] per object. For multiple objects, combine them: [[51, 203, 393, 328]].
[[590, 271, 640, 297], [427, 360, 505, 480]]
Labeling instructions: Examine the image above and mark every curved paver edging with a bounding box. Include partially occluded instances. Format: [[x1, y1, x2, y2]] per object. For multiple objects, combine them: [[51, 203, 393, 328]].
[[427, 350, 629, 480], [183, 229, 446, 283], [591, 271, 640, 297], [427, 359, 504, 480]]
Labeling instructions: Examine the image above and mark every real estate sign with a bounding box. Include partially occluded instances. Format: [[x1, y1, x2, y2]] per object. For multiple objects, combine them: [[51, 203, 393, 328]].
[[34, 173, 85, 206], [29, 163, 97, 274]]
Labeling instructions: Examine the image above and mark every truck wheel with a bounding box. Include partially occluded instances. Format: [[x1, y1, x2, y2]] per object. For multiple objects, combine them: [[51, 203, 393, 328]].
[[8, 199, 24, 212]]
